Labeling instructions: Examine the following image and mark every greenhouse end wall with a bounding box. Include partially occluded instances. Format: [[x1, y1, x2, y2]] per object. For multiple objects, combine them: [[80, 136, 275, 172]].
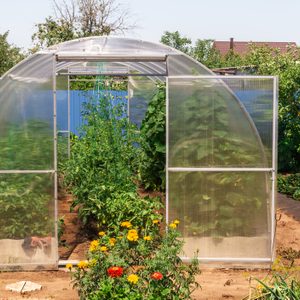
[[166, 76, 277, 265]]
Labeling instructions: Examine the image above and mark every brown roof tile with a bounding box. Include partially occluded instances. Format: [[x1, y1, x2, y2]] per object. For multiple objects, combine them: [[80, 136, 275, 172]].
[[213, 40, 297, 56]]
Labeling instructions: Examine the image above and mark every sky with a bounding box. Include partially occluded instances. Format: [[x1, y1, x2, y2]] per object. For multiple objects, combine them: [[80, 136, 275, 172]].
[[0, 0, 299, 51]]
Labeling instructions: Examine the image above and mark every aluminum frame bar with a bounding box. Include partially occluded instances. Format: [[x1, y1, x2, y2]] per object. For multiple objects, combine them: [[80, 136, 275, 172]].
[[0, 170, 55, 174], [56, 54, 167, 63], [168, 167, 274, 172]]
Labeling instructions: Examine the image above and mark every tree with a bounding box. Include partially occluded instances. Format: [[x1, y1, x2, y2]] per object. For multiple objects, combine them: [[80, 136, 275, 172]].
[[244, 45, 300, 172], [191, 39, 222, 68], [0, 31, 25, 77], [160, 31, 192, 54], [32, 0, 134, 49]]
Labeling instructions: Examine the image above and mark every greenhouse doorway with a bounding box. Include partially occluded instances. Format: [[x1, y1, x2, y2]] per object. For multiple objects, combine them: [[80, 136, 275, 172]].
[[54, 57, 168, 263]]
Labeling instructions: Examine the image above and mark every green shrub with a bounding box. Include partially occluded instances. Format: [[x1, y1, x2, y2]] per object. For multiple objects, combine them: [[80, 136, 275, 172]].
[[278, 173, 300, 200], [70, 220, 200, 300], [139, 83, 166, 191], [62, 92, 141, 226]]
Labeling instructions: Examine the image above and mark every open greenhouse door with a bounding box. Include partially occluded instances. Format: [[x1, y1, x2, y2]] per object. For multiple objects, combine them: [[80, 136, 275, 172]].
[[0, 54, 58, 270], [166, 76, 277, 267]]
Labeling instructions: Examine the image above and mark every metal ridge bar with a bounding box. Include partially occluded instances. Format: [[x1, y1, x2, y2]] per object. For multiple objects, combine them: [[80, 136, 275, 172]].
[[56, 54, 167, 62], [168, 167, 273, 172], [168, 75, 276, 79], [0, 170, 55, 174], [58, 72, 167, 77]]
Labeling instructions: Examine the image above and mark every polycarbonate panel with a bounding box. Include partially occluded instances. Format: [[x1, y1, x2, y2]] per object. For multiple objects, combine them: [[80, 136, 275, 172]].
[[0, 54, 54, 170], [222, 78, 274, 163], [168, 171, 272, 259], [168, 77, 271, 168], [128, 77, 158, 128], [0, 173, 57, 269]]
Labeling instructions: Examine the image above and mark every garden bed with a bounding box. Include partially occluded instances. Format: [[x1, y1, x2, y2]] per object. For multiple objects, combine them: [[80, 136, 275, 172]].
[[1, 194, 300, 299]]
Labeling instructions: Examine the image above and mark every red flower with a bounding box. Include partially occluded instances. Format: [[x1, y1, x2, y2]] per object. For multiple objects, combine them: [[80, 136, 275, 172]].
[[107, 266, 123, 278], [151, 272, 163, 280]]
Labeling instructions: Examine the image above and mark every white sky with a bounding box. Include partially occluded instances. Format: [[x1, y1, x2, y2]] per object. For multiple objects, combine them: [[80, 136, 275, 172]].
[[0, 0, 299, 50]]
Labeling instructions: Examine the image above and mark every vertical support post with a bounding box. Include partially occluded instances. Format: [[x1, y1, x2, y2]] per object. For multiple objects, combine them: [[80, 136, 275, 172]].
[[271, 76, 278, 260], [53, 55, 58, 266], [67, 74, 71, 158], [127, 67, 130, 120], [166, 77, 169, 225]]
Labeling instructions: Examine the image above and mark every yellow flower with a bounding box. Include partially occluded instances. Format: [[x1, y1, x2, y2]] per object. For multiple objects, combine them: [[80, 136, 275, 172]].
[[109, 238, 116, 246], [66, 263, 72, 270], [89, 259, 97, 267], [89, 240, 99, 252], [127, 229, 138, 241], [169, 223, 177, 229], [152, 219, 159, 224], [121, 221, 132, 228], [98, 231, 106, 237], [127, 274, 139, 284], [174, 219, 180, 225], [143, 236, 152, 241], [77, 261, 89, 269], [100, 246, 108, 252]]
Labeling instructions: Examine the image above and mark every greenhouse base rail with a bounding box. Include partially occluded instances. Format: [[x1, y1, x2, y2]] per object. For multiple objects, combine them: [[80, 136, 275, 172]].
[[168, 167, 274, 172], [0, 170, 55, 174]]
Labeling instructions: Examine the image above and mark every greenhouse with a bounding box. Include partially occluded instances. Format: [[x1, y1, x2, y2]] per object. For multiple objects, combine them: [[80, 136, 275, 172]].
[[0, 36, 277, 270]]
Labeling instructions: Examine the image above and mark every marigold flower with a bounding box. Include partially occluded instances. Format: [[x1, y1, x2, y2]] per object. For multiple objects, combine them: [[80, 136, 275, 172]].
[[174, 219, 180, 225], [100, 246, 108, 252], [127, 274, 139, 284], [152, 219, 159, 224], [151, 272, 163, 280], [127, 229, 138, 241], [143, 236, 152, 241], [169, 223, 177, 229], [109, 238, 116, 246], [66, 263, 72, 270], [107, 266, 123, 277], [89, 240, 99, 252], [77, 261, 89, 269], [98, 231, 106, 237], [121, 221, 132, 228]]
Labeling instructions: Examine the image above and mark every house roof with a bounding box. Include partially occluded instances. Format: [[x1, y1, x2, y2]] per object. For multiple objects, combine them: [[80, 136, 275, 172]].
[[213, 40, 297, 56]]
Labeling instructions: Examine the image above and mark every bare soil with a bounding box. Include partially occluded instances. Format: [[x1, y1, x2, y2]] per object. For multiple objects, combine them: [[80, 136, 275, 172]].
[[0, 193, 299, 300]]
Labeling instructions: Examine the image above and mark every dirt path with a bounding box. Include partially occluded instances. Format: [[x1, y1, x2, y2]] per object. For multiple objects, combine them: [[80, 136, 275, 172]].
[[1, 193, 299, 300]]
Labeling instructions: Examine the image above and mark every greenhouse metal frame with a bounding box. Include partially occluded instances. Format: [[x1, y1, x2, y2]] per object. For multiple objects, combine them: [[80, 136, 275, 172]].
[[0, 37, 277, 270]]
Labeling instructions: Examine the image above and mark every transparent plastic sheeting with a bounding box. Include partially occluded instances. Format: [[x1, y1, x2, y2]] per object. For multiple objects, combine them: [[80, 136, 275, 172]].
[[168, 171, 272, 259], [128, 76, 159, 128], [167, 77, 275, 262], [0, 53, 57, 269], [168, 77, 274, 168], [0, 173, 57, 269], [0, 54, 54, 170]]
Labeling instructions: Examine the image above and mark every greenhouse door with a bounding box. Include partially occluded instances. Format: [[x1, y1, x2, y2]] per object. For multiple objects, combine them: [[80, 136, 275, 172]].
[[166, 76, 277, 266]]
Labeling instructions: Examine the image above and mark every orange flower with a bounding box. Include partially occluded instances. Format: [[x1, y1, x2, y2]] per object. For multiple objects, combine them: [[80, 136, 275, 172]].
[[151, 272, 163, 280]]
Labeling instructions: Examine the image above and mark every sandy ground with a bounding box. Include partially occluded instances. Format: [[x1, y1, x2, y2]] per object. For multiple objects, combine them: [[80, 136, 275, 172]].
[[0, 194, 300, 300]]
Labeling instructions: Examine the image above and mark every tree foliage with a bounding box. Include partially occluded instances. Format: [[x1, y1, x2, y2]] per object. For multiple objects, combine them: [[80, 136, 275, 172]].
[[160, 31, 192, 54], [0, 31, 25, 76], [245, 45, 300, 172], [32, 0, 134, 49]]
